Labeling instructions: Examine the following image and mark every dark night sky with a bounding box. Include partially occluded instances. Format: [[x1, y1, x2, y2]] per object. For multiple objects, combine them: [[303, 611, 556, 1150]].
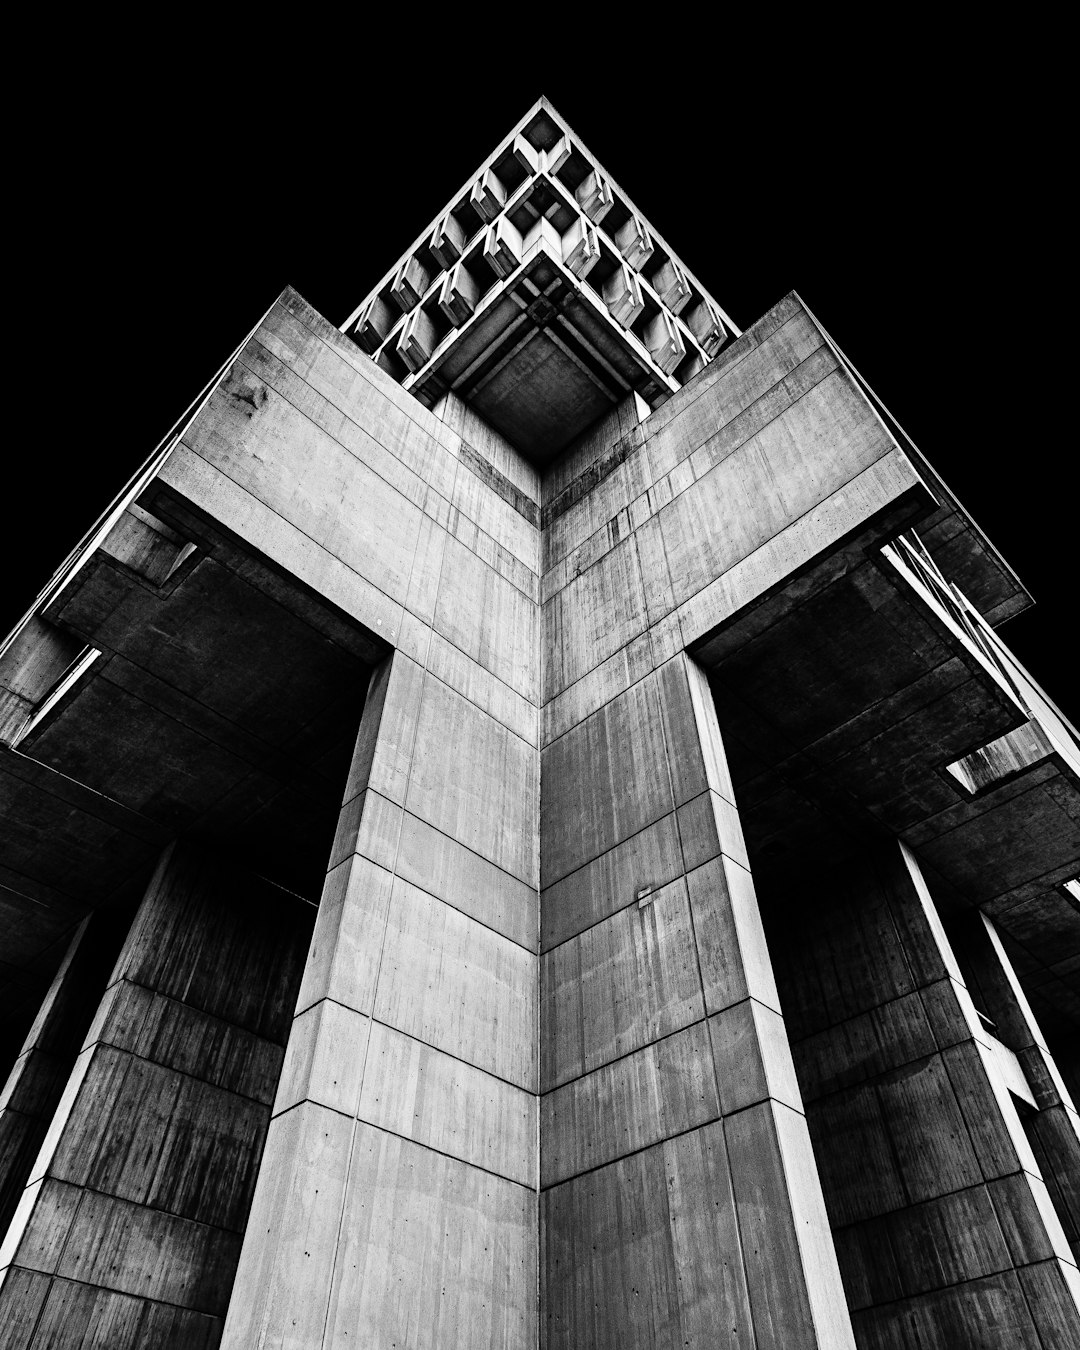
[[7, 39, 1073, 721]]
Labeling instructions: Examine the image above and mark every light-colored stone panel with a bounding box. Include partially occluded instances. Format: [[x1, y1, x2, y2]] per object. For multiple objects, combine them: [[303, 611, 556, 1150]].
[[434, 533, 538, 703], [219, 1102, 353, 1348], [159, 444, 404, 649], [659, 367, 896, 610], [359, 1023, 536, 1187], [182, 368, 426, 607], [541, 633, 653, 748], [321, 1123, 537, 1350], [373, 878, 537, 1091], [541, 877, 703, 1091], [543, 535, 648, 701], [426, 629, 537, 749], [394, 808, 537, 952], [541, 1020, 718, 1186], [406, 675, 538, 887], [295, 854, 393, 1017], [273, 999, 371, 1119]]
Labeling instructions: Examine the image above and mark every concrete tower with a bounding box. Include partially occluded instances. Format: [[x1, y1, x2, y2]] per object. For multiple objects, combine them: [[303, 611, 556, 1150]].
[[1, 98, 1077, 1349]]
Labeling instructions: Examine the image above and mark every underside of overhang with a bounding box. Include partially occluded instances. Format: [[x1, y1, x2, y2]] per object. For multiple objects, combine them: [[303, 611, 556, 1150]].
[[0, 484, 385, 1058], [694, 516, 1080, 1044]]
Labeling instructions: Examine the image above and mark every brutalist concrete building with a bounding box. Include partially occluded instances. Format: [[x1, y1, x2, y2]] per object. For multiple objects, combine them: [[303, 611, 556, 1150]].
[[1, 99, 1077, 1349]]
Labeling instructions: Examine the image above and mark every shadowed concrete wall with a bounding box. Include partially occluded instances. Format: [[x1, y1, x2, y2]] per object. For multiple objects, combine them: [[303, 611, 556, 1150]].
[[200, 296, 544, 1345], [0, 912, 128, 1239], [221, 643, 541, 1348], [768, 842, 1080, 1348], [0, 844, 313, 1348], [540, 650, 853, 1348]]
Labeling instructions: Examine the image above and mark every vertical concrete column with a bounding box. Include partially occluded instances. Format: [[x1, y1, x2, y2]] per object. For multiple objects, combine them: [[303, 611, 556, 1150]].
[[951, 909, 1080, 1267], [0, 844, 313, 1349], [770, 842, 1080, 1348], [540, 651, 853, 1349], [0, 911, 127, 1237], [222, 647, 539, 1349]]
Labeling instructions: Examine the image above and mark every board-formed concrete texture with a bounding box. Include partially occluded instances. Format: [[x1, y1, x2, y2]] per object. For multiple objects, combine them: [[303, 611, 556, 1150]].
[[1, 97, 1077, 1349]]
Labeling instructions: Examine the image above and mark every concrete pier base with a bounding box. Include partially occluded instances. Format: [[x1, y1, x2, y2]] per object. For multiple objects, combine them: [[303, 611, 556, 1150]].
[[0, 845, 313, 1348]]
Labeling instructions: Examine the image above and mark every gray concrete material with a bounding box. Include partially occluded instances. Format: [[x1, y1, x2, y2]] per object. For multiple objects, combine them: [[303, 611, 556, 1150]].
[[541, 1020, 719, 1186], [540, 673, 675, 888], [540, 808, 684, 951], [406, 675, 538, 887], [2, 223, 1076, 1350], [540, 875, 702, 1091], [540, 650, 854, 1343], [542, 1123, 757, 1350], [0, 913, 127, 1238], [373, 876, 537, 1090], [227, 543, 541, 1344], [766, 842, 1080, 1345], [0, 845, 313, 1346]]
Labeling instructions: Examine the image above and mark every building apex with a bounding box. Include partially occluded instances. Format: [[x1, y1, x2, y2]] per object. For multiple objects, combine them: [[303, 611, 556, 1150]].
[[342, 100, 741, 467]]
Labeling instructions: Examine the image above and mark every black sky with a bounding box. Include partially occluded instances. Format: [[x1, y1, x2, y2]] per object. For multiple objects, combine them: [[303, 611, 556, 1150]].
[[7, 37, 1073, 720]]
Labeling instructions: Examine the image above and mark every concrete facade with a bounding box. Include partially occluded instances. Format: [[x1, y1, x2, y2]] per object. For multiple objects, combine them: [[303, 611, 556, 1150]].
[[1, 101, 1077, 1348]]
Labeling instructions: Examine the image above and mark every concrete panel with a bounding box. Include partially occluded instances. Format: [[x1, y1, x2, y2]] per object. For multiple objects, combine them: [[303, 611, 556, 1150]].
[[295, 853, 393, 1017], [726, 1101, 855, 1350], [659, 368, 896, 611], [540, 809, 683, 951], [359, 1022, 536, 1186], [541, 632, 654, 748], [451, 454, 539, 571], [541, 877, 703, 1090], [0, 845, 312, 1346], [272, 998, 370, 1118], [541, 1020, 719, 1186], [541, 1122, 755, 1350], [541, 676, 674, 888], [180, 364, 427, 606], [427, 628, 537, 748], [687, 855, 782, 1015], [673, 450, 926, 650], [0, 1268, 221, 1349], [406, 675, 538, 887], [709, 999, 804, 1115], [645, 307, 828, 477], [321, 1123, 537, 1350], [543, 535, 648, 700], [373, 878, 537, 1091], [219, 1101, 354, 1348], [393, 806, 538, 951], [850, 1270, 1045, 1350], [256, 295, 460, 504], [434, 533, 539, 702]]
